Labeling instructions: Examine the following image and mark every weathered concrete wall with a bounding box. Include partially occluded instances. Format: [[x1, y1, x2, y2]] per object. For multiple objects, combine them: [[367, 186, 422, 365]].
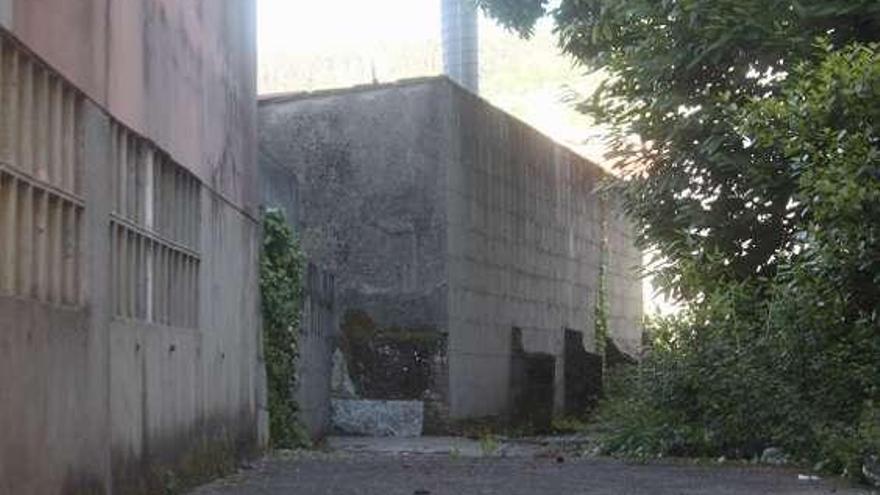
[[0, 1, 262, 491], [108, 193, 263, 494], [261, 165, 338, 441], [0, 99, 114, 495], [0, 0, 257, 212], [261, 161, 300, 228], [605, 202, 644, 357], [259, 80, 454, 430], [295, 264, 338, 441], [0, 302, 107, 493], [258, 80, 452, 333], [257, 77, 642, 425], [446, 83, 611, 418]]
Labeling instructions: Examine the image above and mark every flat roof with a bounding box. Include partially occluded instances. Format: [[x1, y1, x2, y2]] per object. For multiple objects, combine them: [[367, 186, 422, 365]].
[[257, 75, 610, 172], [258, 76, 452, 106]]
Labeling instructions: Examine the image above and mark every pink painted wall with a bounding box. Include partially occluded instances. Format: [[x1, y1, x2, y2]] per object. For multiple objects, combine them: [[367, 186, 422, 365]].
[[0, 2, 262, 491], [6, 0, 257, 213]]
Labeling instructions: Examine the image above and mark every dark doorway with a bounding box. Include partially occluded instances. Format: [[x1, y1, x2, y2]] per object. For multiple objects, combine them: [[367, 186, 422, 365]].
[[563, 329, 603, 416], [510, 327, 555, 431]]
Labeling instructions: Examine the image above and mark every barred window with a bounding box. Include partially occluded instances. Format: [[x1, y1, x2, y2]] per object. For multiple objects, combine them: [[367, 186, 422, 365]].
[[0, 35, 84, 306], [109, 124, 201, 328]]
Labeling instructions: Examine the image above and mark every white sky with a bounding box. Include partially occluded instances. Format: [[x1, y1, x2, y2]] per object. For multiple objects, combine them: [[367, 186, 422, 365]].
[[258, 0, 441, 53]]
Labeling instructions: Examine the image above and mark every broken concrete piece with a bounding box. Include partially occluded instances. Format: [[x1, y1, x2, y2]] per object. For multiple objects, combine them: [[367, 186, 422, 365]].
[[331, 349, 359, 398], [760, 447, 789, 466], [331, 399, 424, 437], [863, 455, 880, 487]]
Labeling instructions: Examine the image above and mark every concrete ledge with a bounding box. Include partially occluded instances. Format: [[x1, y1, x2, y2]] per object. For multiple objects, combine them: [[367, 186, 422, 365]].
[[331, 399, 424, 437]]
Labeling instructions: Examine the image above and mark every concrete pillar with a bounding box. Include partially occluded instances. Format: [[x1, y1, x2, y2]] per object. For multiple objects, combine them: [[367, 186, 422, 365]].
[[82, 98, 114, 494], [442, 0, 479, 94]]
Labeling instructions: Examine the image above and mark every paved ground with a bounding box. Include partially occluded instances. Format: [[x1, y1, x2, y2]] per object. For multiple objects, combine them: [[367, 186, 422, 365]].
[[191, 437, 873, 495], [326, 435, 548, 457]]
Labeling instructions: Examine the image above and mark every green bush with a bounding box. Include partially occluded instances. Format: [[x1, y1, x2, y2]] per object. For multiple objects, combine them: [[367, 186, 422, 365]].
[[477, 0, 880, 481], [598, 284, 804, 460], [260, 209, 307, 448], [818, 403, 880, 476], [594, 42, 880, 482], [599, 277, 879, 476]]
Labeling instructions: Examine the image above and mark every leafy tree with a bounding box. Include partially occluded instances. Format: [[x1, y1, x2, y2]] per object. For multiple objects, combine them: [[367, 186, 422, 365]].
[[478, 0, 880, 300], [479, 0, 880, 478], [743, 41, 880, 315]]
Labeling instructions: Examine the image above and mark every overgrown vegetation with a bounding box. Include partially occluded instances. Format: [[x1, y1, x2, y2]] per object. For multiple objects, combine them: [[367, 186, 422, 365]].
[[593, 207, 609, 371], [260, 209, 307, 448], [339, 309, 445, 402], [479, 0, 880, 482]]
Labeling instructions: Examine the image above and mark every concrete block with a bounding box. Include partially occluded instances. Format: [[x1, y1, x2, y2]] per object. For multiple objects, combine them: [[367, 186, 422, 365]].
[[331, 349, 358, 399], [331, 399, 424, 437]]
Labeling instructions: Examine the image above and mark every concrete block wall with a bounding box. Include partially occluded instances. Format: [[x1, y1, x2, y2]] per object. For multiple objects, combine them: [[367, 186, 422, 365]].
[[109, 192, 263, 494], [259, 80, 455, 432], [1, 95, 264, 495], [0, 1, 263, 492], [446, 84, 608, 418], [262, 150, 340, 441], [0, 0, 259, 212], [257, 76, 643, 426], [258, 80, 453, 333], [0, 98, 107, 489]]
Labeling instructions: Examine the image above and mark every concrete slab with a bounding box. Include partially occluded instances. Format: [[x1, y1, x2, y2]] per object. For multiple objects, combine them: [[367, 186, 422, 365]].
[[328, 436, 484, 457], [327, 436, 544, 458], [331, 399, 424, 437]]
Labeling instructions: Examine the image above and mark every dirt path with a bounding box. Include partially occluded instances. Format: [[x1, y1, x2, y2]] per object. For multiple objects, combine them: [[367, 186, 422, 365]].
[[190, 439, 870, 495]]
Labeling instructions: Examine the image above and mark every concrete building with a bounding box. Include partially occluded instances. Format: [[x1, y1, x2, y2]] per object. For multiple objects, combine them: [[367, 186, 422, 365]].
[[259, 77, 642, 428], [0, 1, 263, 493]]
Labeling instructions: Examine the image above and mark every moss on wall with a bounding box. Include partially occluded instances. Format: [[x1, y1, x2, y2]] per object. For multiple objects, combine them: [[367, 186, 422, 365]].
[[339, 309, 446, 401]]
